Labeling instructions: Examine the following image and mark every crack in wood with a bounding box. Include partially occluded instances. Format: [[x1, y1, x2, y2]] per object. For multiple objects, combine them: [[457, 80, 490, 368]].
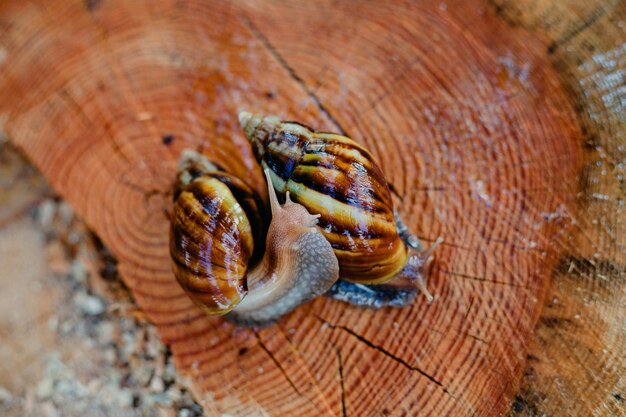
[[427, 325, 489, 346], [272, 324, 337, 416], [241, 15, 350, 137], [386, 181, 404, 201], [463, 296, 475, 322], [252, 331, 302, 396], [547, 5, 609, 53], [316, 315, 447, 391], [336, 348, 347, 417], [555, 255, 626, 282], [485, 0, 522, 29], [120, 177, 165, 198], [438, 267, 530, 289], [539, 316, 574, 329]]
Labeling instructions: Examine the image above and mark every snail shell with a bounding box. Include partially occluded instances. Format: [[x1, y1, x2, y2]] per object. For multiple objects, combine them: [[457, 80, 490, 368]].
[[170, 150, 339, 321], [170, 151, 266, 314], [239, 112, 409, 284]]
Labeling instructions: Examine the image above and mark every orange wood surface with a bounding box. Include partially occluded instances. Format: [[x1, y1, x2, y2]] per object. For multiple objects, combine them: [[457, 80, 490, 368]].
[[1, 0, 604, 415]]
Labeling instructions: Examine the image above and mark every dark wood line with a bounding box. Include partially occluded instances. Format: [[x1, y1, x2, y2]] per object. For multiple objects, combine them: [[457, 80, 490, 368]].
[[253, 330, 303, 396], [336, 348, 347, 417], [547, 5, 609, 53], [316, 315, 447, 391], [241, 15, 350, 138]]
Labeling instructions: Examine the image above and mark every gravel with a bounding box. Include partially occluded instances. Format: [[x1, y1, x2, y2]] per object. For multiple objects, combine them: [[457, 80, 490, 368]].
[[3, 195, 203, 417]]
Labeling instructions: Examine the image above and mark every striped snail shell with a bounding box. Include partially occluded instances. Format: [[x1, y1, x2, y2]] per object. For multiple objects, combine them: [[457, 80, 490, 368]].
[[238, 112, 409, 284], [169, 150, 339, 324]]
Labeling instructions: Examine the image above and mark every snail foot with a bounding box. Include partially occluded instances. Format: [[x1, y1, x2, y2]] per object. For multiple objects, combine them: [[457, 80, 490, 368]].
[[325, 280, 418, 308]]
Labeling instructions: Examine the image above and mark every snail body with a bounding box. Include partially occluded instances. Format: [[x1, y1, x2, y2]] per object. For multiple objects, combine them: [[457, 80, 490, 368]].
[[170, 150, 339, 323]]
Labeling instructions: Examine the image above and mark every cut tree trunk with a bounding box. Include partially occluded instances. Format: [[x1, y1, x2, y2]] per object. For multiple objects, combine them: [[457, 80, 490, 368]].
[[0, 1, 622, 416]]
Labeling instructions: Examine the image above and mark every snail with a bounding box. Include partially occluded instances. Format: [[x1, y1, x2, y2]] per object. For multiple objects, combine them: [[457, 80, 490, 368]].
[[169, 112, 441, 326], [170, 150, 339, 326]]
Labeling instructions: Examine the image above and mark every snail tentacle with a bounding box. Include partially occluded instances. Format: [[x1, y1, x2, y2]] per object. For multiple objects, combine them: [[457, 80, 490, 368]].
[[401, 237, 443, 303], [394, 209, 444, 303]]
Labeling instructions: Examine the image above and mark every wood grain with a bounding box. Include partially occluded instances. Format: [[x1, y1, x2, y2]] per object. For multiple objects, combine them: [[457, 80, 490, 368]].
[[492, 1, 626, 416], [0, 0, 587, 415]]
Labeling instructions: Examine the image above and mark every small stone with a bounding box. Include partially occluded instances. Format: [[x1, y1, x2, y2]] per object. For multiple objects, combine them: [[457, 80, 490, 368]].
[[102, 347, 117, 364], [24, 388, 35, 413], [117, 388, 134, 408], [119, 317, 135, 332], [122, 331, 136, 358], [135, 365, 153, 386], [0, 386, 13, 404], [163, 361, 176, 383], [59, 320, 73, 335], [149, 375, 165, 393], [37, 200, 56, 229], [97, 321, 115, 345], [87, 379, 101, 395], [145, 326, 162, 358], [66, 230, 82, 246], [74, 292, 105, 316], [178, 409, 192, 417], [166, 386, 182, 404], [158, 408, 177, 417], [98, 384, 116, 405], [47, 241, 69, 274], [69, 260, 87, 283], [36, 377, 54, 399], [53, 379, 80, 400], [39, 401, 60, 417], [47, 315, 59, 332], [57, 202, 74, 225]]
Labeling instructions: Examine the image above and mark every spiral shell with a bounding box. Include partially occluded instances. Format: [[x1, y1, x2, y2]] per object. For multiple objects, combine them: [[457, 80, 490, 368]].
[[169, 152, 267, 314], [239, 113, 409, 284]]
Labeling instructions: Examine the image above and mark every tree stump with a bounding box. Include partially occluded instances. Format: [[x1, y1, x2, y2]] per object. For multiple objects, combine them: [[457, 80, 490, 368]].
[[0, 0, 622, 416]]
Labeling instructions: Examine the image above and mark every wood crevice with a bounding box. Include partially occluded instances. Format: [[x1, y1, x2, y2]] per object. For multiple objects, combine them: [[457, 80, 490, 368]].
[[240, 14, 350, 137], [315, 315, 447, 391], [547, 4, 612, 53], [252, 330, 303, 396], [336, 348, 347, 417]]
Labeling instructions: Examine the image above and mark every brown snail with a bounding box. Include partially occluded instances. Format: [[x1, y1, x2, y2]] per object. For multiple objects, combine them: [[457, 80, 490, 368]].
[[170, 113, 441, 326]]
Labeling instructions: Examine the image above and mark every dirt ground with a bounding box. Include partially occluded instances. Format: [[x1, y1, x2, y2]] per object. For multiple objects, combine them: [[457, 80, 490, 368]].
[[0, 141, 203, 416]]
